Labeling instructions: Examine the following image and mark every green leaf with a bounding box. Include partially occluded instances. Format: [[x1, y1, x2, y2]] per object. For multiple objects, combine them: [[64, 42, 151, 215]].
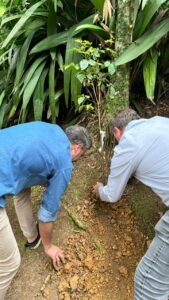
[[6, 46, 19, 85], [1, 14, 21, 27], [80, 59, 89, 70], [15, 31, 35, 88], [133, 0, 140, 26], [108, 62, 116, 75], [143, 48, 158, 101], [55, 88, 64, 117], [104, 61, 110, 67], [21, 56, 46, 94], [0, 90, 5, 107], [2, 0, 46, 48], [21, 61, 46, 122], [0, 102, 7, 128], [64, 38, 76, 107], [71, 51, 82, 106], [134, 0, 168, 39], [56, 51, 63, 67], [90, 0, 104, 14], [77, 73, 86, 83], [30, 15, 95, 53], [49, 59, 56, 122], [47, 1, 57, 60], [115, 19, 169, 66], [52, 0, 58, 12], [33, 68, 48, 121]]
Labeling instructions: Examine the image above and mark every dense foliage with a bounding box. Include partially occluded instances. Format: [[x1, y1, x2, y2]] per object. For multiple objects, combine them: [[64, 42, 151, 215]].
[[116, 0, 169, 101], [0, 0, 110, 127]]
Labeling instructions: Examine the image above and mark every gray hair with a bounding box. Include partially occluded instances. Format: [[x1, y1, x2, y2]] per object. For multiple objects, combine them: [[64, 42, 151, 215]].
[[65, 125, 92, 150], [112, 108, 140, 131]]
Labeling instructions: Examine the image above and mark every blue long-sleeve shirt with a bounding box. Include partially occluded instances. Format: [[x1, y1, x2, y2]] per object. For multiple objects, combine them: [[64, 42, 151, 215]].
[[0, 121, 72, 222], [99, 116, 169, 206]]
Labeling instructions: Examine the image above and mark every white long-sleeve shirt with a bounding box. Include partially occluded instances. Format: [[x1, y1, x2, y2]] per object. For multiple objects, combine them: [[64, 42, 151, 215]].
[[99, 116, 169, 207]]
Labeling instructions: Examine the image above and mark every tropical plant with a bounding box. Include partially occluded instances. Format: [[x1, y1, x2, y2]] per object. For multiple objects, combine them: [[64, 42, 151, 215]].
[[0, 0, 110, 127], [64, 39, 116, 130], [115, 0, 169, 102]]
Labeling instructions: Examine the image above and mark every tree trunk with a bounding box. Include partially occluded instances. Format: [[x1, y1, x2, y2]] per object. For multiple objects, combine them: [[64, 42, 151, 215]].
[[109, 0, 132, 113]]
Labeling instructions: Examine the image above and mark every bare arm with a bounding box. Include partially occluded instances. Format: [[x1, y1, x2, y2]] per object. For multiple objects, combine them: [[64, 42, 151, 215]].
[[39, 221, 65, 269]]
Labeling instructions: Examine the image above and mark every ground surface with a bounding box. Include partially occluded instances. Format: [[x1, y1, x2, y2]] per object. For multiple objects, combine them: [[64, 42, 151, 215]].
[[6, 99, 169, 300], [6, 148, 147, 300]]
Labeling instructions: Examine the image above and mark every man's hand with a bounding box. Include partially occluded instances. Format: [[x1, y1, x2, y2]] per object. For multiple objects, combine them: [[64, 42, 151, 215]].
[[44, 244, 65, 269], [93, 182, 103, 199]]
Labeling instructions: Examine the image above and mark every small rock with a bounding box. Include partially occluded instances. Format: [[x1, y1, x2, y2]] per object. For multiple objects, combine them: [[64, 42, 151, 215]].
[[69, 275, 79, 291], [118, 266, 128, 276], [58, 280, 69, 292], [84, 255, 94, 271]]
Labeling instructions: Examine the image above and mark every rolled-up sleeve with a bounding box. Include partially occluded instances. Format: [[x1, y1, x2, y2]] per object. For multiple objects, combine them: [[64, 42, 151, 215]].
[[99, 136, 138, 203], [38, 167, 72, 222]]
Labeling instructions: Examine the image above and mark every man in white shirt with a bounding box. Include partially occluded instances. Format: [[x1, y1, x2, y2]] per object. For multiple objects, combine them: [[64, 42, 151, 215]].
[[93, 108, 169, 300]]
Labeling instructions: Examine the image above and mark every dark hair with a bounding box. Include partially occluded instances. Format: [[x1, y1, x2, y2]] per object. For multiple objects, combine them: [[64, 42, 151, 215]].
[[65, 125, 92, 150], [112, 108, 140, 131]]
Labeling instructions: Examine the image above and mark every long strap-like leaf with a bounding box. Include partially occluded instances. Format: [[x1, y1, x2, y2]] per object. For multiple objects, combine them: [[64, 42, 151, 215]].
[[49, 59, 56, 123], [133, 0, 168, 39], [2, 0, 46, 48], [30, 15, 95, 53], [33, 68, 48, 121], [21, 61, 46, 122], [115, 18, 169, 66]]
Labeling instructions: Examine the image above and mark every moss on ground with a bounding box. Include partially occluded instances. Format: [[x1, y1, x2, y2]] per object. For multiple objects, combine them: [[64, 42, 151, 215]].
[[127, 179, 167, 239]]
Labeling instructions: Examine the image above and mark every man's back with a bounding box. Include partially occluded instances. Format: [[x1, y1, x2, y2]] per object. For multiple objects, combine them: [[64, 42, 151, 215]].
[[121, 116, 169, 206], [0, 121, 72, 201]]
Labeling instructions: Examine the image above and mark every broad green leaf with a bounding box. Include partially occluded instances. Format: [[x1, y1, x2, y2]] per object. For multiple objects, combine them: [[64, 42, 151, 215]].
[[134, 0, 168, 39], [30, 15, 95, 53], [115, 19, 169, 66], [76, 73, 86, 83], [90, 0, 104, 14], [2, 0, 46, 48], [49, 59, 56, 122], [15, 31, 35, 87], [143, 48, 158, 100], [108, 62, 116, 75], [33, 68, 48, 120], [21, 61, 46, 121], [80, 59, 89, 70]]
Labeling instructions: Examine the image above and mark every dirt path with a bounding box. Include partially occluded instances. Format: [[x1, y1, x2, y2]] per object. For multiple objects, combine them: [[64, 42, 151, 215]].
[[6, 150, 146, 300]]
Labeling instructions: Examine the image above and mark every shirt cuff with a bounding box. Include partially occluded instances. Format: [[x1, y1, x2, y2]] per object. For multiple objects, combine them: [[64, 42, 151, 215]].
[[37, 205, 58, 222], [98, 186, 111, 202], [0, 197, 6, 208]]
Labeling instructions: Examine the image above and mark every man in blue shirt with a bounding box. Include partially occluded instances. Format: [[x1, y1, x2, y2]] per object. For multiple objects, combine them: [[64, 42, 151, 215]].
[[93, 108, 169, 300], [0, 121, 92, 299]]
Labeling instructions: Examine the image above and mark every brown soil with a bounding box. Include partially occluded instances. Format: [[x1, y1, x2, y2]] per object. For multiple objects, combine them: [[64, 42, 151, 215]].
[[5, 147, 147, 300]]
